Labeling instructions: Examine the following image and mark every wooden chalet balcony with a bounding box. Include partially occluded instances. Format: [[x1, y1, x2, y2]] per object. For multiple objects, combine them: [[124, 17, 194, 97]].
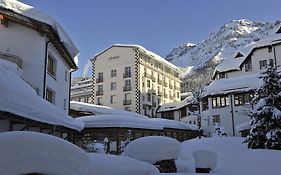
[[123, 100, 131, 105], [123, 85, 131, 92], [0, 51, 23, 68]]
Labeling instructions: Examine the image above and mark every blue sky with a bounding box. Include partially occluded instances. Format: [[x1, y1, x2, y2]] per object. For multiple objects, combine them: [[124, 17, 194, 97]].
[[21, 0, 281, 77]]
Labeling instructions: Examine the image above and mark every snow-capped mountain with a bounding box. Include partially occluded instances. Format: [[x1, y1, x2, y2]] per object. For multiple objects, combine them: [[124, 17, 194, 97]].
[[166, 19, 281, 92]]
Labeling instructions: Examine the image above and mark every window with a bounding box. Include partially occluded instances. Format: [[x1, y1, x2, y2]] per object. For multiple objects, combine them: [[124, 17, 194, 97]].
[[245, 58, 252, 72], [47, 54, 56, 77], [125, 93, 131, 100], [63, 98, 66, 110], [234, 93, 254, 106], [147, 80, 151, 88], [124, 66, 131, 78], [161, 111, 174, 120], [111, 82, 116, 90], [46, 88, 55, 104], [213, 115, 220, 124], [147, 93, 151, 102], [124, 106, 131, 111], [202, 97, 209, 111], [177, 92, 180, 98], [259, 60, 267, 69], [212, 96, 229, 108], [268, 46, 272, 53], [64, 70, 68, 81], [111, 69, 117, 77], [219, 72, 226, 79], [97, 97, 103, 105], [269, 59, 274, 67], [110, 95, 116, 103], [97, 72, 103, 83], [96, 84, 103, 95], [125, 79, 131, 86]]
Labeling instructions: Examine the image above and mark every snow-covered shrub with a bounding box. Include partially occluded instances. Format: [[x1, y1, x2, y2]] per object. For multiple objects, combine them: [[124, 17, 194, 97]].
[[0, 131, 90, 175], [193, 149, 218, 172], [123, 136, 180, 164], [213, 123, 227, 137]]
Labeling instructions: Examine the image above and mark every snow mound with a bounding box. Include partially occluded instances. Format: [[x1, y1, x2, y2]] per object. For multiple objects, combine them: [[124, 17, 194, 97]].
[[0, 131, 90, 175], [87, 153, 159, 175], [124, 136, 181, 164], [193, 149, 218, 170], [0, 61, 84, 131]]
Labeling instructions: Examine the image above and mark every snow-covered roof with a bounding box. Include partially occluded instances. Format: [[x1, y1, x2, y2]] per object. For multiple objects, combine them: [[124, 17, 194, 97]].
[[0, 131, 90, 175], [0, 0, 79, 63], [94, 44, 180, 71], [70, 101, 148, 118], [157, 95, 195, 113], [151, 118, 198, 130], [87, 153, 159, 175], [76, 115, 163, 130], [0, 60, 84, 131], [214, 33, 281, 74], [202, 74, 262, 97]]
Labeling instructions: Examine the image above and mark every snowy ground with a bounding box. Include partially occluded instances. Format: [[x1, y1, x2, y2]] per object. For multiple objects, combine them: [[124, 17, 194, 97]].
[[175, 137, 281, 175]]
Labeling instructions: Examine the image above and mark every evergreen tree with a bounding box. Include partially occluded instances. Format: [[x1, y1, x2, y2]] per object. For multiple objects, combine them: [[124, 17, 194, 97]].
[[245, 66, 281, 149]]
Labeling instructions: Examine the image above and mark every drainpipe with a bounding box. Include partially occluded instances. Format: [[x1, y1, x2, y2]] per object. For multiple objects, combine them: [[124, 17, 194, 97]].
[[43, 40, 51, 99], [230, 94, 235, 136]]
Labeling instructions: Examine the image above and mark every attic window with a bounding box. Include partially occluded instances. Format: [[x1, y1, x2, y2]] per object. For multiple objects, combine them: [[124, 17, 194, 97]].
[[0, 14, 8, 27], [268, 46, 272, 53], [234, 52, 244, 58]]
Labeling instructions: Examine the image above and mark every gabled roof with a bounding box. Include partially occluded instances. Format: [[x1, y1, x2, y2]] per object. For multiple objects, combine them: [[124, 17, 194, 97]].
[[93, 44, 180, 71], [0, 0, 78, 69]]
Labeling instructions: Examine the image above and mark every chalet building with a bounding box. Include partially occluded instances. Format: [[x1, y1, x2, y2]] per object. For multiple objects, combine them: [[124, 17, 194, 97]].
[[0, 0, 82, 138], [71, 77, 93, 103], [0, 0, 78, 114], [156, 94, 198, 125], [91, 44, 181, 117], [200, 28, 281, 137]]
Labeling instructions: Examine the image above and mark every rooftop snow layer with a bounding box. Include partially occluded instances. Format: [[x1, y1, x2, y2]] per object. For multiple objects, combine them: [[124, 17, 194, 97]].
[[0, 131, 90, 175], [0, 60, 84, 131], [157, 95, 195, 113], [151, 118, 198, 130], [0, 0, 79, 62], [76, 115, 163, 130], [202, 74, 263, 97], [70, 101, 148, 118]]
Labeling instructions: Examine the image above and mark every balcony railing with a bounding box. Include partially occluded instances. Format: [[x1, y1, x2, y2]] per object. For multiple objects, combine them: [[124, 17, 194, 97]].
[[123, 72, 131, 78], [96, 91, 103, 96], [123, 85, 131, 91], [0, 51, 23, 68], [96, 78, 103, 83], [123, 100, 131, 105]]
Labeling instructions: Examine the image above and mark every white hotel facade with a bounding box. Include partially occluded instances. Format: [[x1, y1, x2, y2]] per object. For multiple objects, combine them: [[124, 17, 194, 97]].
[[200, 28, 281, 136], [91, 45, 181, 117]]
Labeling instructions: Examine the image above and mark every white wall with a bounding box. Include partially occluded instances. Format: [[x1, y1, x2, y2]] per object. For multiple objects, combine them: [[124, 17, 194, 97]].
[[0, 20, 71, 113]]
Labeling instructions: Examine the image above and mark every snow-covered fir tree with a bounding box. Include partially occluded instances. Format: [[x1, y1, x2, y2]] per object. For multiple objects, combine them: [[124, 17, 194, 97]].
[[246, 66, 281, 149]]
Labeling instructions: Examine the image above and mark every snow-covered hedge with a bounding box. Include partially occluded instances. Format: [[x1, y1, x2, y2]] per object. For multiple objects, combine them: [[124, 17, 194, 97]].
[[87, 153, 159, 175], [193, 149, 218, 170], [0, 131, 90, 175], [124, 136, 181, 164]]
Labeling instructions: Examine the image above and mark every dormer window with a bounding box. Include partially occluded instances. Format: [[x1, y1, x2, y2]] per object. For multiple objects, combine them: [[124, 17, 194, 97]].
[[235, 52, 244, 58], [219, 72, 227, 79]]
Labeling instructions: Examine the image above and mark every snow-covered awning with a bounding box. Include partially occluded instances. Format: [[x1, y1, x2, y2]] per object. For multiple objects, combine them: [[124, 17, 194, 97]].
[[0, 0, 79, 66], [70, 101, 148, 119], [0, 60, 84, 131], [202, 74, 262, 97], [157, 95, 195, 113], [0, 131, 90, 175]]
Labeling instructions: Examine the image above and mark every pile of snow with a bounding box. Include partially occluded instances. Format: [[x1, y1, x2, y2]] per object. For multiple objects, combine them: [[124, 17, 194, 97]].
[[124, 136, 181, 164], [0, 131, 90, 175], [76, 114, 162, 130], [177, 137, 281, 175], [193, 149, 218, 170], [151, 118, 198, 130], [0, 60, 84, 131], [236, 122, 251, 132], [71, 101, 148, 118], [87, 153, 159, 175], [202, 74, 263, 97], [0, 0, 79, 61]]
